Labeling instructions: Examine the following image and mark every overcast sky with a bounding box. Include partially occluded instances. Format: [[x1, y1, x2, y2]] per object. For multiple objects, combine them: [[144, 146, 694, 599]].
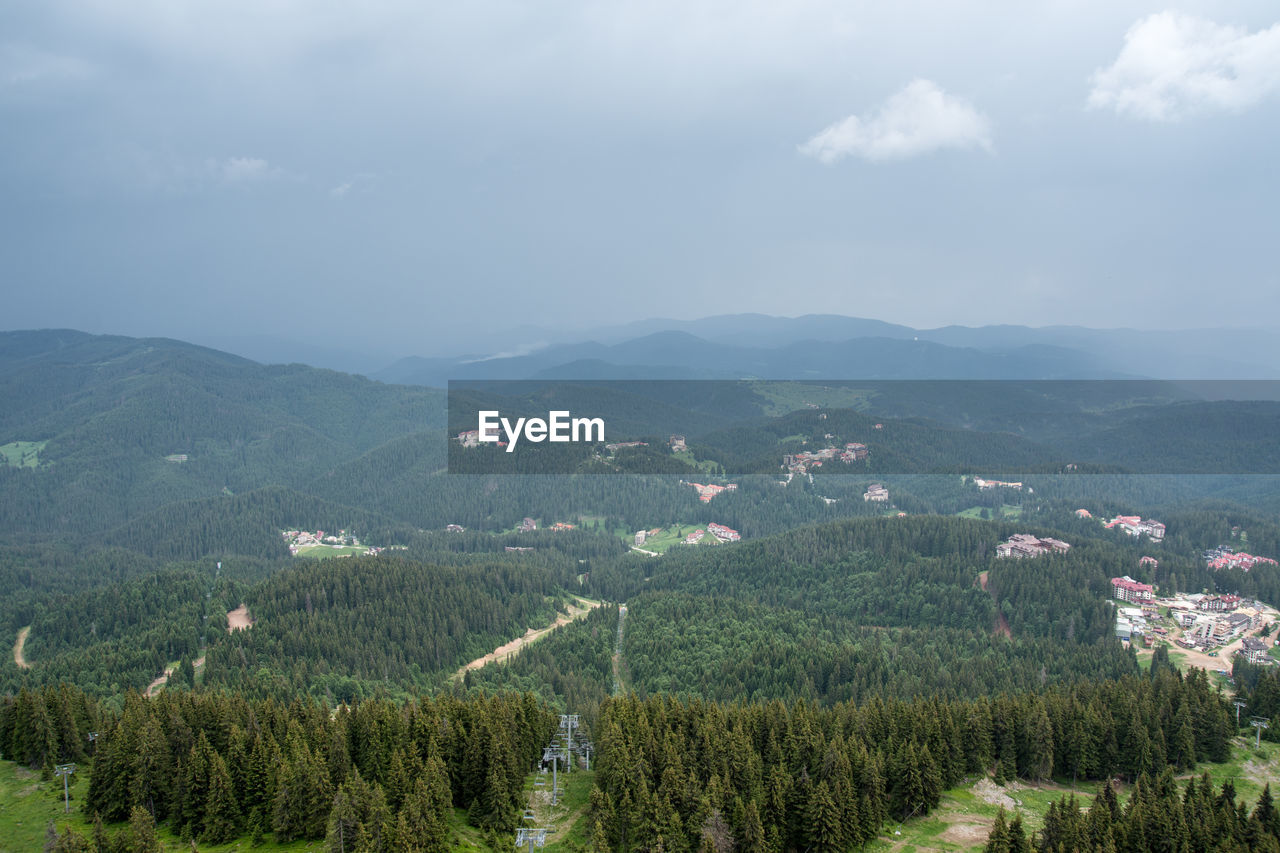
[[3, 1, 1279, 359]]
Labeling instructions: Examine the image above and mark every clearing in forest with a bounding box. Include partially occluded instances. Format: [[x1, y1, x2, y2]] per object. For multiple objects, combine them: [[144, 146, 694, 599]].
[[13, 626, 31, 669], [227, 604, 253, 630], [454, 597, 601, 680]]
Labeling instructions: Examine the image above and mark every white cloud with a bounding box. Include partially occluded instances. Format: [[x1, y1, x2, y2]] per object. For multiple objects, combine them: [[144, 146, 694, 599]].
[[213, 156, 280, 183], [329, 182, 353, 199], [1089, 12, 1280, 121], [799, 79, 992, 164]]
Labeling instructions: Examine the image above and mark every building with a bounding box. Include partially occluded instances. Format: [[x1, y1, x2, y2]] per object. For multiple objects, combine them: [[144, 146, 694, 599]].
[[686, 481, 737, 502], [1197, 594, 1242, 613], [458, 422, 501, 447], [634, 530, 647, 546], [1139, 556, 1158, 570], [1105, 515, 1166, 541], [1111, 576, 1155, 603], [519, 517, 537, 532], [1205, 549, 1278, 572], [1213, 612, 1252, 642], [606, 441, 648, 452], [973, 478, 1023, 490], [1241, 637, 1272, 665], [707, 523, 741, 542], [1075, 509, 1092, 518], [864, 484, 889, 502], [684, 529, 706, 545], [445, 524, 465, 533], [997, 534, 1072, 559], [670, 435, 687, 452]]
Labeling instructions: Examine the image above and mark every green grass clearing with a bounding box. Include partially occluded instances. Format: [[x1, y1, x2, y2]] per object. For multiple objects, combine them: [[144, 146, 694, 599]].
[[0, 440, 46, 469], [750, 381, 874, 417], [627, 524, 731, 554], [294, 544, 369, 559], [956, 505, 1022, 520]]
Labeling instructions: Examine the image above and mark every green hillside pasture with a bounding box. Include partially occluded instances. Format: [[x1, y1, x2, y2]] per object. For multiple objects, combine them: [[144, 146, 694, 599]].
[[294, 543, 368, 559], [0, 440, 46, 469]]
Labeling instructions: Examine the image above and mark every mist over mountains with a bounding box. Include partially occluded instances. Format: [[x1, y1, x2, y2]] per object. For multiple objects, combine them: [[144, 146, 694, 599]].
[[370, 313, 1280, 386]]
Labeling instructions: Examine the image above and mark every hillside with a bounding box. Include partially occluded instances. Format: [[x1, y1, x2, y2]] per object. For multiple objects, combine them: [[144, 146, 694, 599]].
[[0, 330, 445, 543]]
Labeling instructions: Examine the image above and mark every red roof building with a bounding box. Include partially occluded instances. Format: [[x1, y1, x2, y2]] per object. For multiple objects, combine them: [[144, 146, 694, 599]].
[[1111, 576, 1154, 603]]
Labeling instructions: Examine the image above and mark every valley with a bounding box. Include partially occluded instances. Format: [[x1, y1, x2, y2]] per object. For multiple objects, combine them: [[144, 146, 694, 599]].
[[2, 330, 1279, 852]]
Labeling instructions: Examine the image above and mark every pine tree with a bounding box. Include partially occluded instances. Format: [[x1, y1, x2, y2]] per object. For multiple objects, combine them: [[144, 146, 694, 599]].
[[91, 813, 109, 853], [740, 801, 765, 852], [202, 751, 241, 844], [1252, 784, 1280, 841], [326, 786, 359, 853], [128, 715, 171, 821], [48, 825, 92, 853], [804, 780, 842, 853], [985, 808, 1010, 853], [591, 818, 610, 853], [126, 806, 162, 853], [1006, 814, 1031, 853]]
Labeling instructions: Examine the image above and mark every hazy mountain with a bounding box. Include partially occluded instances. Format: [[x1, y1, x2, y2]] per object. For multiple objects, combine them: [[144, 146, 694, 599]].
[[395, 314, 1280, 384], [374, 329, 1132, 387]]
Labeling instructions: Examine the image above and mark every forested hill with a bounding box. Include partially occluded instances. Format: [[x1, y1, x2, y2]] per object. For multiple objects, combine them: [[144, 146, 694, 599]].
[[0, 329, 445, 541]]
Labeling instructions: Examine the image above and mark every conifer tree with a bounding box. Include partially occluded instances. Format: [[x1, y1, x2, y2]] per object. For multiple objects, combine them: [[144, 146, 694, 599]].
[[126, 806, 161, 853], [202, 751, 241, 844], [804, 780, 842, 853]]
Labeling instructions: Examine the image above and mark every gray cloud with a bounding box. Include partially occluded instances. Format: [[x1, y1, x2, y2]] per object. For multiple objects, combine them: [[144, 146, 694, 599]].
[[3, 1, 1280, 358]]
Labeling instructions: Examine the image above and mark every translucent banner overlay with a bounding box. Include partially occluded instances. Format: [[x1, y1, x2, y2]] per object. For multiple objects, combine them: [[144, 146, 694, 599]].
[[446, 379, 1280, 475]]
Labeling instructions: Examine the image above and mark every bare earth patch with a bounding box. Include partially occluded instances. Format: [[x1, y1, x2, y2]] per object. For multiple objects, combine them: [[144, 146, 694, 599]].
[[455, 597, 600, 679], [941, 819, 994, 846], [13, 625, 31, 669], [971, 778, 1017, 809], [227, 604, 253, 631], [1243, 757, 1280, 787]]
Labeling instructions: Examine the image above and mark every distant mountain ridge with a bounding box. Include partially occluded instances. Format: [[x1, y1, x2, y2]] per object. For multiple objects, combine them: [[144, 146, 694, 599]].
[[374, 330, 1135, 387], [373, 314, 1280, 387]]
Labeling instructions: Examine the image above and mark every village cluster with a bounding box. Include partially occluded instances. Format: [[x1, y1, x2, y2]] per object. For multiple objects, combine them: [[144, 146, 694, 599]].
[[1074, 509, 1166, 541], [781, 440, 868, 475], [683, 481, 737, 502], [631, 522, 743, 547], [1203, 547, 1278, 571], [280, 529, 388, 557], [1109, 574, 1276, 665]]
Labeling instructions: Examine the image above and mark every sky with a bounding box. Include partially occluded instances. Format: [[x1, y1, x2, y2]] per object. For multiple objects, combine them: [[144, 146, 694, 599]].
[[3, 1, 1279, 360]]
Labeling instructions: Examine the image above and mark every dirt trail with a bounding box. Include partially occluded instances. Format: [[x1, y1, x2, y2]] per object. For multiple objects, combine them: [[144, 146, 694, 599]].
[[978, 572, 1013, 639], [145, 656, 205, 697], [455, 597, 600, 679], [227, 604, 253, 630], [146, 664, 176, 697], [612, 603, 628, 696], [13, 626, 31, 669]]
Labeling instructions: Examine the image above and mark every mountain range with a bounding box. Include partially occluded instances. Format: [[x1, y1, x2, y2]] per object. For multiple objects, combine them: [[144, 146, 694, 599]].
[[371, 314, 1280, 386]]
